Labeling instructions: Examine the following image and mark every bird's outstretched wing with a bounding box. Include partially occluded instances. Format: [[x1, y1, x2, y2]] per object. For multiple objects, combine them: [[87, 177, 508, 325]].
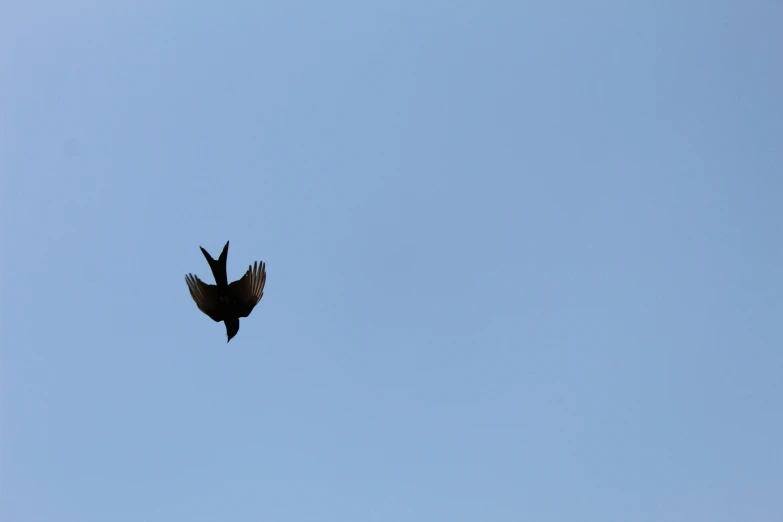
[[185, 274, 223, 322], [227, 260, 266, 318]]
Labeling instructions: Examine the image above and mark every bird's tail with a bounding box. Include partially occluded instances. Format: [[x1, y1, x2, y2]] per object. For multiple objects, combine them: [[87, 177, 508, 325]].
[[200, 241, 230, 287]]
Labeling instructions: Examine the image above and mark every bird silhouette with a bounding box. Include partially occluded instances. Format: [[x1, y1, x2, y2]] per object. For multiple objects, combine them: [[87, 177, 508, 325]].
[[185, 241, 266, 342]]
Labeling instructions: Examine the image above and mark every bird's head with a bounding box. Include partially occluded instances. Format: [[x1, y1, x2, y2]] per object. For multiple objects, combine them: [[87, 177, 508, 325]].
[[225, 317, 240, 343]]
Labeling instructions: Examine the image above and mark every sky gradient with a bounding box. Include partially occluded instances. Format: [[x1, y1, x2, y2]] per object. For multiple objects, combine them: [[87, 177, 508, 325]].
[[2, 2, 782, 521]]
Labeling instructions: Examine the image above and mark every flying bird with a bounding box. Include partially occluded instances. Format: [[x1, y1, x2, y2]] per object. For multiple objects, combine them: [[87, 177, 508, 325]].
[[185, 241, 266, 342]]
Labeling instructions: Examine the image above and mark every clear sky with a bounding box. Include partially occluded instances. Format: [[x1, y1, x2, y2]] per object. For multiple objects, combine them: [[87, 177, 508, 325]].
[[2, 2, 781, 521]]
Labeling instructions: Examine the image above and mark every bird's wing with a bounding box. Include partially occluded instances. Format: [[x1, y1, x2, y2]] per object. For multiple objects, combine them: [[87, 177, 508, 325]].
[[227, 260, 266, 318], [185, 274, 223, 322]]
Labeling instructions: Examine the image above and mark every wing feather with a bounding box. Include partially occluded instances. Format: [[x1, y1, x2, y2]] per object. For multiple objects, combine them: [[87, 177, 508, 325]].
[[185, 274, 223, 322], [227, 260, 266, 318]]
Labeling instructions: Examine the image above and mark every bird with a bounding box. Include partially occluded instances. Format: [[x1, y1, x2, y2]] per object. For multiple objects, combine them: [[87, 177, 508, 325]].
[[185, 241, 266, 342]]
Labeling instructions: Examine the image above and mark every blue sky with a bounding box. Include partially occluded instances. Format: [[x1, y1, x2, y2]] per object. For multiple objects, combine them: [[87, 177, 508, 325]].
[[2, 2, 781, 521]]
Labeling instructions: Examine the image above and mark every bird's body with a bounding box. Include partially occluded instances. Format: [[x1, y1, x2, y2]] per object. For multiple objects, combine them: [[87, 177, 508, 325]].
[[185, 241, 266, 342]]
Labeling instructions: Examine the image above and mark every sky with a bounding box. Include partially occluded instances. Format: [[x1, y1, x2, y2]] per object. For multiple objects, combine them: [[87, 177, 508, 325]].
[[1, 1, 782, 521]]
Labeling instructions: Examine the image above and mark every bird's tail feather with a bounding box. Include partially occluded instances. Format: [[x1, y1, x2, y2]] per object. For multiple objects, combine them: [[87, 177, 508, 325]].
[[200, 241, 230, 287]]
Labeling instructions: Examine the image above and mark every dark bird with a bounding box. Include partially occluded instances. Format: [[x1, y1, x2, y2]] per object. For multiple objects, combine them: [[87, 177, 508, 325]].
[[185, 241, 266, 342]]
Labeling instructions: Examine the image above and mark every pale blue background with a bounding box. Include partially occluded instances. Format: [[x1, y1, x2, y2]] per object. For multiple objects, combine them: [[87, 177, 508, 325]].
[[2, 2, 782, 521]]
